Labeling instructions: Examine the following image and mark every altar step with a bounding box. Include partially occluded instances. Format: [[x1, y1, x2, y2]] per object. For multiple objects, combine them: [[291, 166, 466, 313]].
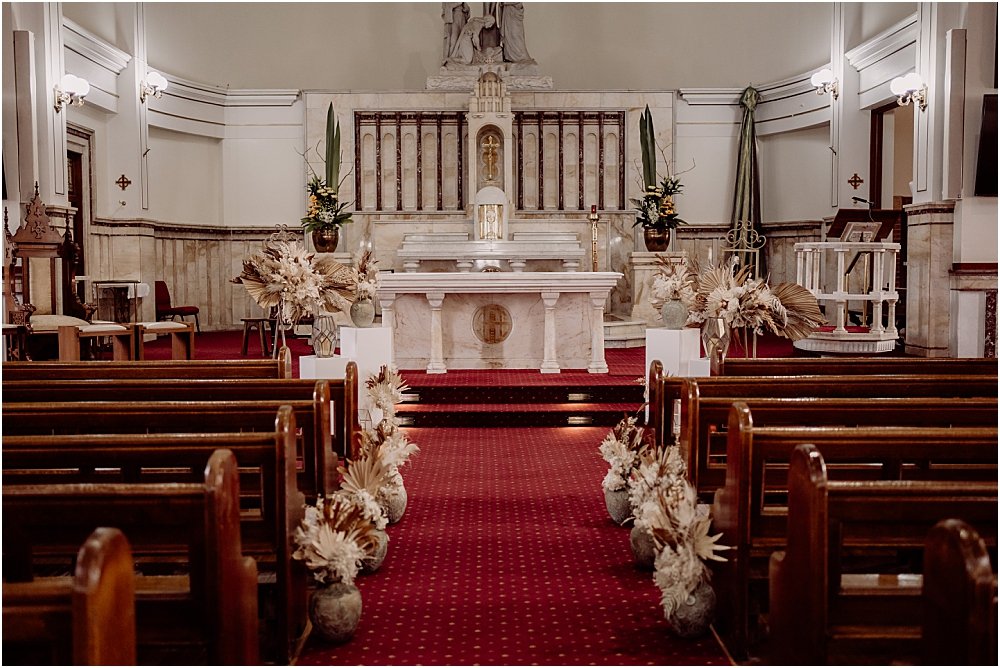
[[396, 384, 644, 428], [603, 318, 647, 349]]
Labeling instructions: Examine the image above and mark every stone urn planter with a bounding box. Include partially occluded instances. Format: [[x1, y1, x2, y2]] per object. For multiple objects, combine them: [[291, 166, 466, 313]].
[[630, 524, 656, 570], [383, 481, 408, 524], [604, 487, 631, 525], [666, 581, 717, 638], [361, 528, 388, 574], [350, 297, 376, 328], [309, 581, 362, 644]]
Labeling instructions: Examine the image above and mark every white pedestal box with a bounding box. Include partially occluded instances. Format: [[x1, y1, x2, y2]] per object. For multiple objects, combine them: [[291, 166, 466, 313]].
[[299, 355, 350, 381], [645, 328, 702, 379]]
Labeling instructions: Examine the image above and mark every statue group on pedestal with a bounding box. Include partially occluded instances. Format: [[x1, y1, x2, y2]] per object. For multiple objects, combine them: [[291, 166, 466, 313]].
[[442, 2, 534, 67]]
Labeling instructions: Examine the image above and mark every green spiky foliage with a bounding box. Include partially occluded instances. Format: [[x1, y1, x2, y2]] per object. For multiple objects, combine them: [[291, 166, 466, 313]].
[[325, 103, 340, 195], [640, 105, 657, 191]]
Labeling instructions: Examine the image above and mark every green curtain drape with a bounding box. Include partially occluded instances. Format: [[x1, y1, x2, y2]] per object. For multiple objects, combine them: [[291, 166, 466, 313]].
[[730, 85, 765, 277]]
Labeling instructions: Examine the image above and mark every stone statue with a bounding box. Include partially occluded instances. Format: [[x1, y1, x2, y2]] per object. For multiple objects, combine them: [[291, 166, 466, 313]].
[[499, 3, 533, 64], [442, 3, 470, 66], [481, 2, 502, 50], [447, 14, 496, 66]]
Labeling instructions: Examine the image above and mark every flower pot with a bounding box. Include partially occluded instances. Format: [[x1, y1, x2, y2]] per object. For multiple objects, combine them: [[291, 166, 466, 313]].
[[660, 299, 688, 330], [629, 524, 656, 570], [604, 487, 631, 525], [312, 228, 340, 253], [383, 481, 408, 524], [309, 581, 362, 644], [666, 581, 717, 639], [350, 298, 376, 328], [361, 528, 388, 574], [311, 314, 338, 358], [643, 227, 670, 252]]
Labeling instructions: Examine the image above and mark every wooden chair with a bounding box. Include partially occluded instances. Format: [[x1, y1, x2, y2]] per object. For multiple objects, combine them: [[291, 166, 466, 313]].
[[155, 280, 200, 332], [5, 185, 105, 359], [132, 320, 195, 360]]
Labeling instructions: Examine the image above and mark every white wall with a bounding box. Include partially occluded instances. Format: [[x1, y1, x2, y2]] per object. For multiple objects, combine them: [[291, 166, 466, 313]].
[[147, 126, 222, 225], [67, 2, 836, 92], [759, 125, 832, 223]]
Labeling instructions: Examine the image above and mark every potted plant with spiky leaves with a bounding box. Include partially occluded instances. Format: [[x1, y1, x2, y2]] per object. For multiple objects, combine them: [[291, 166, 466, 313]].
[[633, 105, 688, 251], [302, 103, 353, 252]]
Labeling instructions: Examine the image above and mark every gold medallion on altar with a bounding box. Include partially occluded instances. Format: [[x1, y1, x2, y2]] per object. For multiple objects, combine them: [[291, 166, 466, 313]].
[[473, 304, 512, 344]]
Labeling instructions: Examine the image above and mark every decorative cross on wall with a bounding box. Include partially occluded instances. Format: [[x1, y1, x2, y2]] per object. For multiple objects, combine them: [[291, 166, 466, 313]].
[[848, 173, 864, 190], [116, 174, 132, 191]]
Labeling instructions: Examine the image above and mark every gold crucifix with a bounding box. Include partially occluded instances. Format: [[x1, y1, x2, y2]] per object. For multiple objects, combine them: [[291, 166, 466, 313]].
[[482, 135, 500, 182]]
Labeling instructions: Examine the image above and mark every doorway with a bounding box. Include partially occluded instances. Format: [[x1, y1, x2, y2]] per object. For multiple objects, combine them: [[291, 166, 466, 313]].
[[66, 124, 94, 306], [870, 102, 913, 336]]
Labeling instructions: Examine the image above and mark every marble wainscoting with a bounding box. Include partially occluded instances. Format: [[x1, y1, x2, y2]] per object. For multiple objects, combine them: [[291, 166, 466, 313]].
[[904, 201, 955, 357], [378, 272, 622, 373]]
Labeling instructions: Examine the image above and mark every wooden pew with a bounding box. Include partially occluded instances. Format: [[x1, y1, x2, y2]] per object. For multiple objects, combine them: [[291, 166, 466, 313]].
[[3, 391, 340, 500], [676, 386, 998, 498], [3, 527, 137, 665], [712, 402, 998, 657], [3, 449, 260, 665], [3, 406, 307, 663], [2, 346, 292, 380], [767, 445, 998, 665], [3, 361, 363, 464], [922, 519, 998, 666], [718, 356, 997, 377], [647, 360, 998, 450]]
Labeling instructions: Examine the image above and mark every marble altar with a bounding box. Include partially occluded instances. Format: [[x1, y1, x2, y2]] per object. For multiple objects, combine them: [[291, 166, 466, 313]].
[[377, 272, 621, 373]]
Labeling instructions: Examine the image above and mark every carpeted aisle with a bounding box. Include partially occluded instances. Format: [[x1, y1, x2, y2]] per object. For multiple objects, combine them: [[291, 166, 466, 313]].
[[296, 427, 729, 666]]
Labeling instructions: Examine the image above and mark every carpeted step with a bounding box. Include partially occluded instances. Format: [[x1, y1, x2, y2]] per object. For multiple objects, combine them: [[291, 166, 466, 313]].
[[396, 401, 640, 427], [400, 384, 645, 405]]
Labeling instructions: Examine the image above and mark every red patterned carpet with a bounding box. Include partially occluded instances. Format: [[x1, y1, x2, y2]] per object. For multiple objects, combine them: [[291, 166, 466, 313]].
[[296, 427, 729, 666]]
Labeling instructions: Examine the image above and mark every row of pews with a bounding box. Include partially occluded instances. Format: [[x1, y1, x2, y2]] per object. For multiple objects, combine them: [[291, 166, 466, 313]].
[[2, 354, 364, 665], [646, 356, 998, 665]]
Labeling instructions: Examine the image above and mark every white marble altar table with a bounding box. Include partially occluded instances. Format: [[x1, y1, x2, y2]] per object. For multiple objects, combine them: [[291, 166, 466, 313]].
[[377, 272, 622, 374]]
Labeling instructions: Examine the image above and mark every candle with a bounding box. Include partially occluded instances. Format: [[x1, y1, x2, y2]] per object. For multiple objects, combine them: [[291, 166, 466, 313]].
[[591, 204, 597, 214]]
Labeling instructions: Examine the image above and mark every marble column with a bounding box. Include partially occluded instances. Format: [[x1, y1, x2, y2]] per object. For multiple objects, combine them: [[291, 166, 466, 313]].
[[588, 291, 609, 374], [904, 201, 954, 357], [425, 291, 447, 373], [540, 291, 560, 373]]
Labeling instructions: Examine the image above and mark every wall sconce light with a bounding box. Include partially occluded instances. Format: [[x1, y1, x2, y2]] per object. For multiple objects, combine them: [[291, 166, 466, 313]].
[[53, 74, 90, 112], [890, 72, 927, 111], [139, 71, 169, 103], [810, 68, 839, 99]]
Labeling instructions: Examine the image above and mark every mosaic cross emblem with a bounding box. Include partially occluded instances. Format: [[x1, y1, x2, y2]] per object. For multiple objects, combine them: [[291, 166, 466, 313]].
[[473, 304, 512, 344]]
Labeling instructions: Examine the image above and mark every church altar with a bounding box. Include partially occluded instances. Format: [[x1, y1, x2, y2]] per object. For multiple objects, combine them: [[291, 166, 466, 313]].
[[377, 272, 621, 374]]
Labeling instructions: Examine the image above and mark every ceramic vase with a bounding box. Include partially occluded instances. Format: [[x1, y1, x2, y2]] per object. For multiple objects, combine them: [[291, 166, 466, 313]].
[[350, 298, 376, 328], [312, 228, 340, 253], [309, 581, 362, 644], [666, 581, 717, 638], [383, 482, 408, 524], [629, 524, 656, 570], [604, 487, 631, 525], [311, 314, 337, 358], [361, 528, 388, 574], [660, 299, 688, 330]]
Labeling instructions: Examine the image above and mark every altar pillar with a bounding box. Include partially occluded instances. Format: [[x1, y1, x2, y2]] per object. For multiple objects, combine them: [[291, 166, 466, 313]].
[[540, 291, 560, 373], [588, 291, 609, 374], [426, 291, 447, 373]]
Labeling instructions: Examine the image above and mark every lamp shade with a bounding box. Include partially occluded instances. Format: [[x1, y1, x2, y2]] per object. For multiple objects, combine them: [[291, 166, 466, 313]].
[[810, 68, 834, 87]]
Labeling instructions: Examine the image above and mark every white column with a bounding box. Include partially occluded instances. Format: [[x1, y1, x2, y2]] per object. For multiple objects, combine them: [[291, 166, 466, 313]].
[[540, 291, 560, 373], [425, 291, 447, 374], [380, 291, 397, 370], [588, 291, 609, 374]]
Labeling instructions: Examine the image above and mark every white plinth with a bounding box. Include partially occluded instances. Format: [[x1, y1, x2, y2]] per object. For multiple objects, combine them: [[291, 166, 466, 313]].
[[299, 355, 350, 380], [645, 327, 702, 378], [340, 326, 394, 382]]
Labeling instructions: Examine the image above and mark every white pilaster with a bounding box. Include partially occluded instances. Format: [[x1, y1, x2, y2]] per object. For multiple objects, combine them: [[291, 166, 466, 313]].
[[540, 291, 560, 373], [588, 291, 609, 374], [426, 291, 447, 374]]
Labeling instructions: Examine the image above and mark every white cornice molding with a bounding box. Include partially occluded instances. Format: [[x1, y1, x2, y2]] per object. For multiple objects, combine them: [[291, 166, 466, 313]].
[[158, 74, 299, 108], [846, 14, 918, 71], [678, 72, 816, 107], [62, 17, 130, 74]]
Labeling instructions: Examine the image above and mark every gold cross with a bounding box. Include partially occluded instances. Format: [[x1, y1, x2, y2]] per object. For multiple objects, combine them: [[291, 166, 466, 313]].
[[482, 135, 500, 182], [848, 173, 864, 190], [116, 174, 132, 191]]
